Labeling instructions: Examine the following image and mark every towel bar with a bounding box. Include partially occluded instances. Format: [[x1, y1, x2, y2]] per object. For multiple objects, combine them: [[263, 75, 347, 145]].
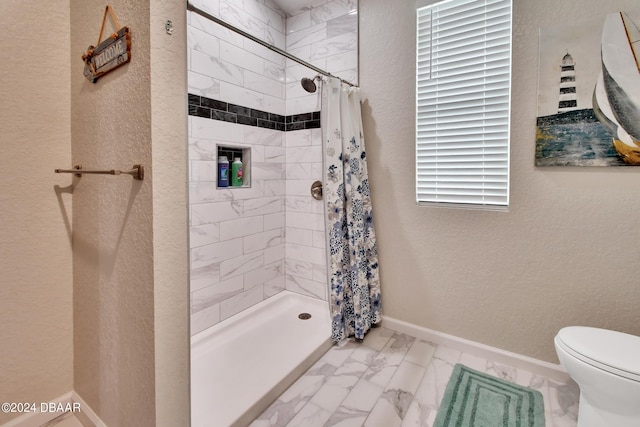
[[55, 164, 144, 180]]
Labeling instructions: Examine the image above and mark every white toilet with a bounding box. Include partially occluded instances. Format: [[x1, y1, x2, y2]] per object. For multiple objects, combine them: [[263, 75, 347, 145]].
[[554, 326, 640, 427]]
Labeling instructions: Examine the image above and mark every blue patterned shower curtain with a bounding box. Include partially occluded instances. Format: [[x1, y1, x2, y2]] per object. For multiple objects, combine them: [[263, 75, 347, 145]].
[[322, 77, 381, 343]]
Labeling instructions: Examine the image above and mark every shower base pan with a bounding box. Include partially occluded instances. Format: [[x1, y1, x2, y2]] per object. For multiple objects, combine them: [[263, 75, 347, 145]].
[[190, 290, 332, 427]]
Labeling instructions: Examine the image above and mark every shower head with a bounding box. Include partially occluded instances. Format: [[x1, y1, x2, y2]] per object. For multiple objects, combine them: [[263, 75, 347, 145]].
[[301, 75, 320, 93]]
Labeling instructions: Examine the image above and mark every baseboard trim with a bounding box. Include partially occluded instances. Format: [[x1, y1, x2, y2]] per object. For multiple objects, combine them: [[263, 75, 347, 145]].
[[1, 391, 105, 427], [382, 315, 570, 382], [71, 392, 106, 427]]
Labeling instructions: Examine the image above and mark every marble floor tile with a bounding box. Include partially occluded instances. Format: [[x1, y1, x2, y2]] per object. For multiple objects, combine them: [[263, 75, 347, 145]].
[[401, 400, 433, 427], [413, 356, 456, 411], [360, 326, 395, 351], [364, 398, 402, 427], [325, 407, 368, 427], [321, 341, 358, 367], [254, 326, 579, 427], [403, 340, 437, 368], [287, 403, 333, 427], [457, 351, 487, 372], [385, 361, 426, 396], [341, 379, 385, 413], [310, 374, 360, 413]]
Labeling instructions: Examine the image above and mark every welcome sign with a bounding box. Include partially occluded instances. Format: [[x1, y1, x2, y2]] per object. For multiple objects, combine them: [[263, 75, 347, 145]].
[[82, 6, 131, 83]]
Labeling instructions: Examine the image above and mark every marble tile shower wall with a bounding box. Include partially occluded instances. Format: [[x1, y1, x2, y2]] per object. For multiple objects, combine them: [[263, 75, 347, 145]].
[[285, 0, 358, 115], [188, 0, 358, 335], [188, 0, 288, 335], [282, 0, 358, 304], [188, 0, 287, 113], [284, 128, 328, 301]]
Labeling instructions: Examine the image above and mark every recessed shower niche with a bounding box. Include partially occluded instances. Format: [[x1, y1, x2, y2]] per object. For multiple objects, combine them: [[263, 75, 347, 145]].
[[217, 145, 250, 188]]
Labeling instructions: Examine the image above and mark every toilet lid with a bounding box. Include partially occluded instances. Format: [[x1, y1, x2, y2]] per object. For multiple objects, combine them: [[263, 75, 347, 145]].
[[557, 326, 640, 382]]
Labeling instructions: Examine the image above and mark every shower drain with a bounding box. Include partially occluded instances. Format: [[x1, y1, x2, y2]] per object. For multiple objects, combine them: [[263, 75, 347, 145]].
[[298, 313, 312, 320]]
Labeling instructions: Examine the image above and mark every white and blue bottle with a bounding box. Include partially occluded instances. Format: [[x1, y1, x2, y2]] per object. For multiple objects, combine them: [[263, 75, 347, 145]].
[[218, 155, 229, 187]]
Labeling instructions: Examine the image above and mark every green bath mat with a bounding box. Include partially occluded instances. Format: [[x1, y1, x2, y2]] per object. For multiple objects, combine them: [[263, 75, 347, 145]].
[[434, 364, 545, 427]]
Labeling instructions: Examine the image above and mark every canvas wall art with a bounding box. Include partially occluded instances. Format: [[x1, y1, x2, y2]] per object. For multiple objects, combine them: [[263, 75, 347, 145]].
[[536, 10, 640, 166]]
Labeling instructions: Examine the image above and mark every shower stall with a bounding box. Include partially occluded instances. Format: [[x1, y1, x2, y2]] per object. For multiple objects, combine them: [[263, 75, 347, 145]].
[[186, 0, 359, 425]]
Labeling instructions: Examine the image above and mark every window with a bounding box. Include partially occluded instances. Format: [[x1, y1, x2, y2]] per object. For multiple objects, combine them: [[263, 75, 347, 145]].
[[416, 0, 512, 209]]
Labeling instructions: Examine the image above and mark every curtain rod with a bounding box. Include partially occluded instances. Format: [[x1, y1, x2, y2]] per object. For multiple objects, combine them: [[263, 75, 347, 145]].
[[186, 2, 357, 87]]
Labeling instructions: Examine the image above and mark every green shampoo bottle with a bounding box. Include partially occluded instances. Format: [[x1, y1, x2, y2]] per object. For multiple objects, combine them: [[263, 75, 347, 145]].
[[231, 157, 243, 186]]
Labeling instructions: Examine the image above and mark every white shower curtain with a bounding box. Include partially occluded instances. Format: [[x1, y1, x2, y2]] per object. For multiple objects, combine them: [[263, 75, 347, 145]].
[[322, 77, 381, 343]]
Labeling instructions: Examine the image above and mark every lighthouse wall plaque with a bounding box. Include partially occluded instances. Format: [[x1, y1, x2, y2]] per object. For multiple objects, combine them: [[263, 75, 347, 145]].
[[535, 10, 640, 166]]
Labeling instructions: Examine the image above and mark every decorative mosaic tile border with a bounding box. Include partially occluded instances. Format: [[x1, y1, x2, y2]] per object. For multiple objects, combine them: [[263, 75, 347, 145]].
[[188, 94, 321, 131]]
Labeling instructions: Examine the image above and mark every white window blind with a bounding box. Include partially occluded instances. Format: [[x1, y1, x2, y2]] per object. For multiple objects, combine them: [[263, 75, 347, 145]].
[[416, 0, 512, 209]]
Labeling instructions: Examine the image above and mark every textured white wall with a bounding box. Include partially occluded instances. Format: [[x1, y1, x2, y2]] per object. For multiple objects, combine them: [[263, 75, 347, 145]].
[[70, 1, 155, 424], [70, 1, 189, 425], [150, 0, 190, 425], [1, 1, 188, 425], [360, 0, 640, 363], [0, 1, 73, 423]]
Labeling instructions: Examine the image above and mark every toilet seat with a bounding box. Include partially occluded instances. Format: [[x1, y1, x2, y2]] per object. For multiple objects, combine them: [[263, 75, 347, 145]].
[[556, 326, 640, 382]]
